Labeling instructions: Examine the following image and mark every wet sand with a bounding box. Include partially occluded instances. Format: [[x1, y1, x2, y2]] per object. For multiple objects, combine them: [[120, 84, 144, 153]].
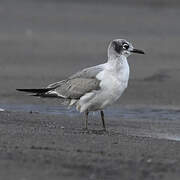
[[0, 0, 180, 179], [1, 109, 180, 180]]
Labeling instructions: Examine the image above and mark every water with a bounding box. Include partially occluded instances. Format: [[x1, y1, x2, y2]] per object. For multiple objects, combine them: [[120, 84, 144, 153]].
[[0, 103, 179, 120], [0, 104, 180, 141], [0, 103, 77, 116], [106, 107, 180, 121]]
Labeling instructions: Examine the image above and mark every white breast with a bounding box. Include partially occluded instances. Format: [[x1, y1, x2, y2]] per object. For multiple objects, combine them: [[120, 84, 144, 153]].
[[77, 55, 130, 112], [116, 55, 130, 87], [97, 55, 129, 90], [95, 55, 130, 108]]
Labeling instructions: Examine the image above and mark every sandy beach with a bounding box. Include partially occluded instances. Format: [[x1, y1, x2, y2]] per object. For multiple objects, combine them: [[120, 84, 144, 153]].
[[0, 0, 180, 179]]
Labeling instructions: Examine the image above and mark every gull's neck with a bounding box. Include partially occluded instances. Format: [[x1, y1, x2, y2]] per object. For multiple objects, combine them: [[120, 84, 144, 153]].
[[106, 54, 130, 82], [107, 54, 128, 69]]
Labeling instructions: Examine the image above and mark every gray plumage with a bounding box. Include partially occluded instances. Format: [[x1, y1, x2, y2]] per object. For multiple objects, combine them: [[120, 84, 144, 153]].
[[46, 65, 103, 99], [69, 64, 104, 79], [47, 78, 100, 99]]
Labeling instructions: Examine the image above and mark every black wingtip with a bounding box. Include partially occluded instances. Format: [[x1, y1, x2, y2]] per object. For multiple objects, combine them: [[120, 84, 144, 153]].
[[16, 89, 25, 91], [16, 88, 51, 94]]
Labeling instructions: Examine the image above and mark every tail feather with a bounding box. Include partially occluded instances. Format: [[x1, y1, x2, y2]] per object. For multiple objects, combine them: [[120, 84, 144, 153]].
[[16, 88, 53, 94]]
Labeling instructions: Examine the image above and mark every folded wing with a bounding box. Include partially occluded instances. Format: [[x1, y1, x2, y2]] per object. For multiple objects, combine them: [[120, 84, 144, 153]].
[[47, 65, 104, 99], [17, 64, 104, 99]]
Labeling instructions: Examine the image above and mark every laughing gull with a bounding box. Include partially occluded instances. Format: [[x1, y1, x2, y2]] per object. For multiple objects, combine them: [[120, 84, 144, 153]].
[[17, 39, 144, 130]]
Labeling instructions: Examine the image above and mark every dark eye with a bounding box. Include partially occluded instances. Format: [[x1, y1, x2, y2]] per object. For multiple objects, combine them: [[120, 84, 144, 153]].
[[123, 43, 129, 50]]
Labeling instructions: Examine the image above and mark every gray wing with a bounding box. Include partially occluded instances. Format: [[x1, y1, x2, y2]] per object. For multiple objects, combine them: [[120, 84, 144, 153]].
[[69, 64, 104, 79], [48, 78, 100, 99], [46, 64, 104, 99]]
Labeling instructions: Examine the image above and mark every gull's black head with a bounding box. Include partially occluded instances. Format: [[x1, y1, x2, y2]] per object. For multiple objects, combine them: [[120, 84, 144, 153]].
[[108, 39, 145, 58]]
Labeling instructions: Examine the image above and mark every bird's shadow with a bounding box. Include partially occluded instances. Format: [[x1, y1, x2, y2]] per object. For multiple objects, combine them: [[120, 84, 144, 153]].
[[83, 128, 108, 135], [63, 128, 109, 135]]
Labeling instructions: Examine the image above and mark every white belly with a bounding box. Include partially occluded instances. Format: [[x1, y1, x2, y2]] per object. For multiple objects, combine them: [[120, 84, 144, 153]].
[[77, 71, 129, 112], [76, 56, 130, 112], [95, 72, 128, 109]]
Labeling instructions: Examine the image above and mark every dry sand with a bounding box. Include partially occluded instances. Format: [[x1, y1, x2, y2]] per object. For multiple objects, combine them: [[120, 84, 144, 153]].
[[0, 0, 180, 179]]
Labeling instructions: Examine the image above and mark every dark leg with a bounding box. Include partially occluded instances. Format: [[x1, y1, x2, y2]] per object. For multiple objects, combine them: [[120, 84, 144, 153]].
[[100, 110, 106, 130], [85, 110, 89, 130]]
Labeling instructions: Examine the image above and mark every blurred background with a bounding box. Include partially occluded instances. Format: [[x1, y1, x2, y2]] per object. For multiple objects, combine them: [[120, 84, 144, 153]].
[[0, 0, 180, 107]]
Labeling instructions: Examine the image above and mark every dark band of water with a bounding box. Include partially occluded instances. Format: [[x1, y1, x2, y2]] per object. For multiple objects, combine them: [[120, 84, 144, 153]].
[[0, 104, 179, 121]]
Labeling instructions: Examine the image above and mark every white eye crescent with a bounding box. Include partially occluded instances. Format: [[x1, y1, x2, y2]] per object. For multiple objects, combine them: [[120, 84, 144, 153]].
[[123, 44, 129, 50]]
